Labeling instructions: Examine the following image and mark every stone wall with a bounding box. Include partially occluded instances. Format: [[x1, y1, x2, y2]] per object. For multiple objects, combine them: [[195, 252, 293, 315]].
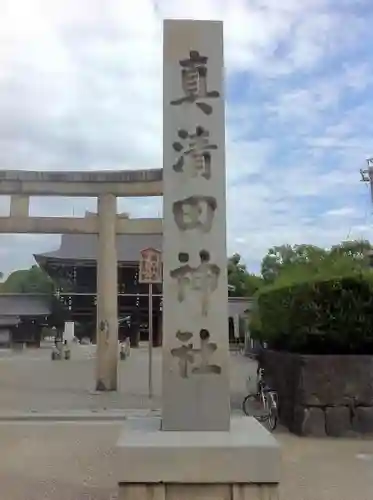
[[263, 350, 373, 437]]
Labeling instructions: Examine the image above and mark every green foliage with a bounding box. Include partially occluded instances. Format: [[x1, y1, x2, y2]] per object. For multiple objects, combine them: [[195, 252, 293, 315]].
[[261, 244, 327, 283], [256, 272, 373, 354], [247, 305, 262, 341], [228, 253, 263, 297], [260, 240, 373, 284], [0, 265, 68, 328], [255, 240, 373, 353], [330, 239, 372, 262], [2, 265, 54, 294], [271, 253, 366, 289]]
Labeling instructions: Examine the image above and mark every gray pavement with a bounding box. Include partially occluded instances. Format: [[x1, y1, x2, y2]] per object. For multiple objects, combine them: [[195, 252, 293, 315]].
[[1, 422, 373, 500], [0, 344, 256, 413], [1, 346, 373, 499]]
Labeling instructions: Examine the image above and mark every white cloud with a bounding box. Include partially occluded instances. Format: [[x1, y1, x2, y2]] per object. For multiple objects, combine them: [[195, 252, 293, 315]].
[[324, 207, 357, 217], [0, 0, 372, 276]]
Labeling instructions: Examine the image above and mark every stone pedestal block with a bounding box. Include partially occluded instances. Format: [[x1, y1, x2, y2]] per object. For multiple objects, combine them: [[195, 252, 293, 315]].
[[118, 484, 279, 500], [116, 417, 280, 500]]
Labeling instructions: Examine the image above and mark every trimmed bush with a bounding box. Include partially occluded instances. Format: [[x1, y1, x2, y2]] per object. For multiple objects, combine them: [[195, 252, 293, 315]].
[[256, 273, 373, 354]]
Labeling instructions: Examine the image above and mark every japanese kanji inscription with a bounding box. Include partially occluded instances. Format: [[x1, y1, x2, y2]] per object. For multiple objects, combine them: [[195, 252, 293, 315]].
[[173, 195, 217, 232], [170, 50, 220, 115], [139, 248, 162, 284], [172, 126, 217, 179], [192, 329, 221, 375], [170, 330, 194, 378], [171, 328, 222, 379], [162, 19, 230, 431], [169, 250, 220, 316]]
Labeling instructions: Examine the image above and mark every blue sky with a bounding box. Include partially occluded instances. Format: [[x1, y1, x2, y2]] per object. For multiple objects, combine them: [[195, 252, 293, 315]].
[[0, 0, 373, 275]]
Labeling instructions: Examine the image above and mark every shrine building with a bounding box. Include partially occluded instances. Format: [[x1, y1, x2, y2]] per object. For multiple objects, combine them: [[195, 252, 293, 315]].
[[34, 212, 252, 347]]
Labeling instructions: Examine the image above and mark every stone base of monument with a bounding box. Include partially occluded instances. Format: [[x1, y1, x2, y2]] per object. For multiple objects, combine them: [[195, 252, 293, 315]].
[[115, 416, 280, 500]]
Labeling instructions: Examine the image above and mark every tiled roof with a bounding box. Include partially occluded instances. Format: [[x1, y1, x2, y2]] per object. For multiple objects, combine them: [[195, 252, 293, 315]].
[[0, 295, 51, 316], [0, 315, 20, 326], [35, 233, 162, 263]]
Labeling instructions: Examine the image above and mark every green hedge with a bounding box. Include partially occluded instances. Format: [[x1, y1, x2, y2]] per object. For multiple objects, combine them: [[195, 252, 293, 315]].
[[256, 273, 373, 354]]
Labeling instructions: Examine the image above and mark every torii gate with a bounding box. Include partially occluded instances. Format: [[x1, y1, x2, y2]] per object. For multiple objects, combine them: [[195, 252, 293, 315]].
[[0, 168, 163, 391]]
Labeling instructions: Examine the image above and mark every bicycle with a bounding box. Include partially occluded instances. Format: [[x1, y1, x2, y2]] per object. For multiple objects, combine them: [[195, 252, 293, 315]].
[[242, 367, 278, 431]]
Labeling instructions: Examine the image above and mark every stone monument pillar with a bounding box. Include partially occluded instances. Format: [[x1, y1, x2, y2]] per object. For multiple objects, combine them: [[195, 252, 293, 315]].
[[161, 17, 230, 432], [116, 19, 280, 500], [96, 193, 118, 391]]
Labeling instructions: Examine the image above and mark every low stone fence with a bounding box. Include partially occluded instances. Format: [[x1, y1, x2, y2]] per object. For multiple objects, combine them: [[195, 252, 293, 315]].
[[263, 350, 373, 437]]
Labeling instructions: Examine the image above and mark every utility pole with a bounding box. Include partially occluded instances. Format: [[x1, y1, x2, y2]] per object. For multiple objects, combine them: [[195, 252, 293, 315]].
[[360, 157, 373, 185], [360, 158, 373, 268]]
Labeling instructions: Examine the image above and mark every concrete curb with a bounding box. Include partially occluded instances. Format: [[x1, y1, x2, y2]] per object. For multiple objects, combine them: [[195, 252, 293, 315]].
[[0, 409, 161, 422]]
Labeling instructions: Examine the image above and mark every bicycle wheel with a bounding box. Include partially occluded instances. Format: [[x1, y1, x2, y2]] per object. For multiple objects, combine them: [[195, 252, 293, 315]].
[[264, 392, 278, 431], [266, 407, 278, 431], [242, 393, 269, 422]]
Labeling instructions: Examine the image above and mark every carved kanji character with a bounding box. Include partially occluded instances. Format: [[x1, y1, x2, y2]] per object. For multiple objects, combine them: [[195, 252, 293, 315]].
[[170, 330, 194, 378], [172, 126, 217, 179], [173, 196, 217, 233], [170, 50, 220, 115], [169, 250, 220, 316], [192, 329, 221, 375]]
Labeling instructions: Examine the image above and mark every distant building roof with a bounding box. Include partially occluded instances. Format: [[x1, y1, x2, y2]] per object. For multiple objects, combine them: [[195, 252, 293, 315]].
[[0, 316, 20, 326], [0, 295, 51, 316], [35, 233, 162, 263], [228, 298, 254, 317]]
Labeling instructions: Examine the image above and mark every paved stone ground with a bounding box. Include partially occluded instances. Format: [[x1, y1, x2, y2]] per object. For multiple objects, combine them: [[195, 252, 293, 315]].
[[1, 422, 373, 500], [0, 345, 255, 413], [1, 346, 373, 499]]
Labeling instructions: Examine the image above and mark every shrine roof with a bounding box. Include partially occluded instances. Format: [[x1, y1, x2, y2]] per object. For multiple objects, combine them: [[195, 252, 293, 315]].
[[34, 233, 162, 264], [0, 316, 20, 326], [0, 295, 51, 317]]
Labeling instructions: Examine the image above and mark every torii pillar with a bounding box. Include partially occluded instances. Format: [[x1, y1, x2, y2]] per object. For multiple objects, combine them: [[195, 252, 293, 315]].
[[96, 193, 118, 391]]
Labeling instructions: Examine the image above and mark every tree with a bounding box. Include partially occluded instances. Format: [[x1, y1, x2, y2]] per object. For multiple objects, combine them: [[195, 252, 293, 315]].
[[330, 240, 372, 263], [259, 239, 373, 291], [261, 244, 327, 283], [228, 253, 263, 296], [2, 265, 54, 294], [2, 265, 69, 328]]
